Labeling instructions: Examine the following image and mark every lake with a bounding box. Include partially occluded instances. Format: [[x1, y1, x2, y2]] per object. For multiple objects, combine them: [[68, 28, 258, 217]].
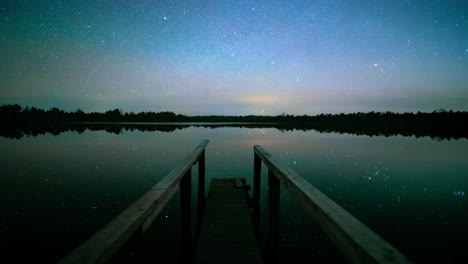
[[1, 125, 467, 263]]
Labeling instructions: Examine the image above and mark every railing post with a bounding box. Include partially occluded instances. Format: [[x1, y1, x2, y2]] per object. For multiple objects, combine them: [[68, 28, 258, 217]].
[[180, 168, 192, 263], [253, 152, 261, 202], [252, 152, 261, 242], [267, 169, 280, 264], [197, 150, 206, 234]]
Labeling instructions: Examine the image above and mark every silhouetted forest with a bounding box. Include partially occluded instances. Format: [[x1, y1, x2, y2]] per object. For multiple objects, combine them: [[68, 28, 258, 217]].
[[1, 104, 467, 140]]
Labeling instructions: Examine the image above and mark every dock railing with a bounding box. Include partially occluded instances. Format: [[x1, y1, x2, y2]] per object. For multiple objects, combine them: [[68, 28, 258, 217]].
[[59, 140, 209, 264], [253, 145, 412, 264]]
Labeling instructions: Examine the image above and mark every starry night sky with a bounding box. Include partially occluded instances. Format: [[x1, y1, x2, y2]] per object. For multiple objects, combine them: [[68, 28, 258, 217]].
[[1, 0, 467, 115]]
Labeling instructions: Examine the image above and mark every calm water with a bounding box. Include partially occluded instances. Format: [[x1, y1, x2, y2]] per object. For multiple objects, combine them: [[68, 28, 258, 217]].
[[1, 126, 467, 263]]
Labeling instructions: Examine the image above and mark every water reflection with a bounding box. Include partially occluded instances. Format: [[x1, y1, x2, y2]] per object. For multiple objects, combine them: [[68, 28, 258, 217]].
[[1, 122, 467, 140], [0, 127, 467, 263]]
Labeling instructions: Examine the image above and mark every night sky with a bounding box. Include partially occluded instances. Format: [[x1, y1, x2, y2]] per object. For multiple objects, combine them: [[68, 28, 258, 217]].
[[1, 0, 467, 115]]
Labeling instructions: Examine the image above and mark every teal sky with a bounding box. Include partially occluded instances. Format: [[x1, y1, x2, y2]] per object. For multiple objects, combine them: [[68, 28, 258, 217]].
[[1, 0, 467, 115]]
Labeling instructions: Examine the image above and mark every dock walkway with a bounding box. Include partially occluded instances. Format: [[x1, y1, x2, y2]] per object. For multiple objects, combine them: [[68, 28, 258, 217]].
[[195, 178, 261, 264], [59, 140, 412, 264]]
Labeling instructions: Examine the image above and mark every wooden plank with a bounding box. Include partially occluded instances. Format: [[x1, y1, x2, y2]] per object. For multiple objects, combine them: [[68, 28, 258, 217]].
[[59, 140, 209, 264], [195, 178, 262, 264], [254, 145, 412, 264], [141, 183, 179, 232]]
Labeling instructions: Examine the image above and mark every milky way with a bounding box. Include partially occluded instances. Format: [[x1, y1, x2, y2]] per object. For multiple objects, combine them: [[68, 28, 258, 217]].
[[1, 0, 467, 114]]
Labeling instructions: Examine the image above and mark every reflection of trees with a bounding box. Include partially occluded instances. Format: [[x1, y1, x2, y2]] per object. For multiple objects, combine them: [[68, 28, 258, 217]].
[[1, 123, 466, 141], [1, 104, 467, 140]]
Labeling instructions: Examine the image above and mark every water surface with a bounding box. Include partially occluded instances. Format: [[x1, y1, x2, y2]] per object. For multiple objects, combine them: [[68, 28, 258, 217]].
[[1, 126, 467, 263]]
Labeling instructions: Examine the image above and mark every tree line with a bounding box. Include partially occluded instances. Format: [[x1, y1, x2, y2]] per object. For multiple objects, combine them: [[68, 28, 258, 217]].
[[1, 104, 467, 125], [1, 118, 467, 141], [1, 104, 467, 140]]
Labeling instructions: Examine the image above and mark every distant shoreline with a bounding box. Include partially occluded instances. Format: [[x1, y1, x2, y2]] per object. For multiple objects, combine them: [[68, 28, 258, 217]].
[[1, 104, 467, 124], [66, 121, 383, 125], [2, 118, 468, 141], [1, 104, 468, 140]]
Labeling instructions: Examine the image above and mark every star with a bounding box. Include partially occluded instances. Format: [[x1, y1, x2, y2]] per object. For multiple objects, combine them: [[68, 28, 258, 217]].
[[0, 0, 465, 115]]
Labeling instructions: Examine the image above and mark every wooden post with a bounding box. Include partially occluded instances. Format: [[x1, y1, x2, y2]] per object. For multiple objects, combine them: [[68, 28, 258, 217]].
[[180, 168, 192, 263], [254, 145, 412, 264], [197, 150, 206, 235], [267, 169, 280, 263], [58, 140, 209, 264], [253, 152, 261, 202], [252, 152, 261, 241]]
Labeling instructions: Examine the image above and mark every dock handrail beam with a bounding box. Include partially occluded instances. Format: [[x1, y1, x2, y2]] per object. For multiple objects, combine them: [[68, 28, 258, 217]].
[[60, 140, 209, 264], [253, 145, 412, 264]]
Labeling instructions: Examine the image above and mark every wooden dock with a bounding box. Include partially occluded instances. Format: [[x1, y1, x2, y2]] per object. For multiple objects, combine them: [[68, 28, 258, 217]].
[[59, 140, 412, 264], [194, 178, 261, 264]]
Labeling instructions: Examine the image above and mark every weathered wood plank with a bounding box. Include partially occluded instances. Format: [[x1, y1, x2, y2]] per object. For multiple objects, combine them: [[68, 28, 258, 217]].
[[195, 178, 262, 264], [254, 145, 411, 264], [59, 140, 209, 264]]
